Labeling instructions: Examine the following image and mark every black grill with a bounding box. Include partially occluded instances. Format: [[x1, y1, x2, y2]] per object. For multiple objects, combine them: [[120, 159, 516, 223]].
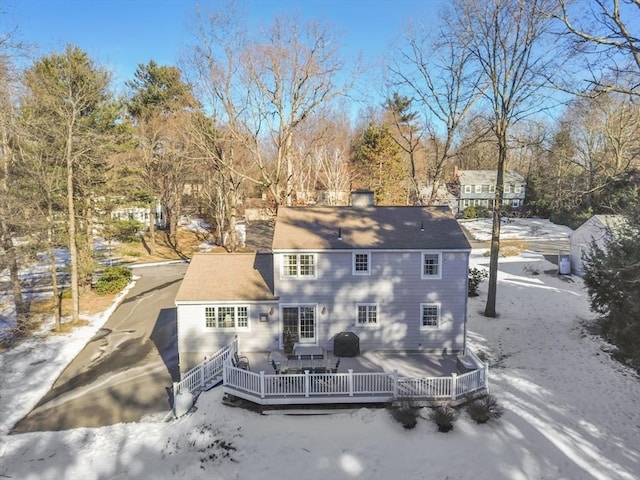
[[333, 331, 360, 357]]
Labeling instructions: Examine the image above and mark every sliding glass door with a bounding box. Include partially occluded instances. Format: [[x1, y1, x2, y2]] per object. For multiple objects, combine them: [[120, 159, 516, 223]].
[[282, 306, 316, 345]]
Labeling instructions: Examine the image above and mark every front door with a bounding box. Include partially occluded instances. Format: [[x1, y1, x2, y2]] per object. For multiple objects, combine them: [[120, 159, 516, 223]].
[[282, 306, 316, 345]]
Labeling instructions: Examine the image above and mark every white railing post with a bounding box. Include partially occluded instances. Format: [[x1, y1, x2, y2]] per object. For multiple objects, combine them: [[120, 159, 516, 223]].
[[260, 371, 265, 399], [173, 382, 179, 399], [451, 373, 458, 400], [392, 370, 399, 399], [223, 363, 227, 385], [200, 364, 206, 388], [348, 369, 354, 397], [483, 363, 489, 390], [304, 371, 310, 397]]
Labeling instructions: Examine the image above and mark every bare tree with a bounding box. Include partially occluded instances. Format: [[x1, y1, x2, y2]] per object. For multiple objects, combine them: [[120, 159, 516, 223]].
[[555, 0, 640, 96], [0, 51, 28, 325], [390, 21, 482, 204], [188, 4, 353, 209], [450, 0, 558, 317]]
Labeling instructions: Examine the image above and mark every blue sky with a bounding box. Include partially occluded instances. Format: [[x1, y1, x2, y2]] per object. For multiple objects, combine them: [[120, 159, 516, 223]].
[[5, 0, 442, 93]]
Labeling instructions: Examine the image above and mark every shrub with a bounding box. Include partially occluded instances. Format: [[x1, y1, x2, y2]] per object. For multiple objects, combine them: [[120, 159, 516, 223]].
[[390, 399, 419, 429], [462, 206, 490, 219], [467, 395, 504, 424], [429, 404, 457, 432], [112, 219, 144, 243], [95, 265, 132, 295], [468, 267, 489, 297]]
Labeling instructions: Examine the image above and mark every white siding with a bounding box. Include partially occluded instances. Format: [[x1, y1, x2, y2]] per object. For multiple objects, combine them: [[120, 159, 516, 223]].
[[176, 302, 279, 372], [570, 217, 614, 277], [274, 250, 468, 353]]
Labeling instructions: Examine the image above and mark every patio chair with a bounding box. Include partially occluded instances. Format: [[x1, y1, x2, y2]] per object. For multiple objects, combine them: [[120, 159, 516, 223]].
[[330, 358, 340, 374], [271, 359, 281, 374], [233, 352, 250, 370]]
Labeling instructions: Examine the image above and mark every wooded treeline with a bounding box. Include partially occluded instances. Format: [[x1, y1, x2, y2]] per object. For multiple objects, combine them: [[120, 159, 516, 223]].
[[0, 0, 638, 329]]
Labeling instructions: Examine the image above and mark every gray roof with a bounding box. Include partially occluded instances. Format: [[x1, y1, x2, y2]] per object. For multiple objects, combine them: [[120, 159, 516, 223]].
[[175, 253, 276, 302], [593, 215, 626, 236], [458, 170, 525, 185], [272, 206, 471, 251]]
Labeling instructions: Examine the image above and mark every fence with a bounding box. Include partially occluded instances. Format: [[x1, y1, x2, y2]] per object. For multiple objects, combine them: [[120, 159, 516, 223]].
[[173, 337, 238, 397], [222, 360, 488, 406], [173, 338, 488, 406]]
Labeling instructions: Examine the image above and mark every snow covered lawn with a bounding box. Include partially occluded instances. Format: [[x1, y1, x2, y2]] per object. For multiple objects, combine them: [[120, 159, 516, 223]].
[[460, 217, 573, 242], [1, 251, 639, 480]]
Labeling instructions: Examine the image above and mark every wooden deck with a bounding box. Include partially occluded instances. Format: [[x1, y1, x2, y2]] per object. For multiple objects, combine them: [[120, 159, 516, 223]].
[[240, 350, 459, 378]]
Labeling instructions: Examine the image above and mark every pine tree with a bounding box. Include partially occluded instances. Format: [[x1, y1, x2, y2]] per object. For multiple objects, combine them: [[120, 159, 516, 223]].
[[583, 202, 640, 369]]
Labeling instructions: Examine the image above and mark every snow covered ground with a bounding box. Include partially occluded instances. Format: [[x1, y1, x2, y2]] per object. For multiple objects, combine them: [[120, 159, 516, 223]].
[[1, 221, 639, 480], [460, 217, 573, 242]]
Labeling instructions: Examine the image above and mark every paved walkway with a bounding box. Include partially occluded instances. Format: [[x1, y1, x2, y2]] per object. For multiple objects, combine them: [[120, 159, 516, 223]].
[[12, 263, 188, 432]]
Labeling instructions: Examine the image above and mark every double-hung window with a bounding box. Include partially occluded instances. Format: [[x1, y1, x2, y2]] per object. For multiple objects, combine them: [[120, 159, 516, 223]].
[[421, 252, 442, 279], [353, 252, 371, 275], [420, 303, 440, 328], [464, 185, 472, 193], [282, 254, 316, 278], [204, 306, 249, 330], [474, 184, 482, 193], [356, 304, 378, 326]]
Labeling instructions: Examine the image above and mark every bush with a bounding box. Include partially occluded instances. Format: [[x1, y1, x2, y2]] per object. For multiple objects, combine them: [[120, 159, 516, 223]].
[[462, 206, 490, 219], [95, 265, 132, 295], [466, 395, 504, 424], [111, 219, 144, 243], [468, 267, 488, 297], [390, 399, 419, 429], [429, 404, 457, 432]]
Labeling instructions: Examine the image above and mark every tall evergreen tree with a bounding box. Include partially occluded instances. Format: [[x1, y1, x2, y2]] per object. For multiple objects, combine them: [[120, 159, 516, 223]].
[[127, 61, 199, 251], [23, 45, 115, 324], [351, 123, 406, 205], [583, 203, 640, 369]]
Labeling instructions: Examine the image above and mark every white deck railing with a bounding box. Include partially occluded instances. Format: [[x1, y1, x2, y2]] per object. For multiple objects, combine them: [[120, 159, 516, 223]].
[[173, 337, 238, 397], [174, 337, 488, 406], [222, 356, 488, 406]]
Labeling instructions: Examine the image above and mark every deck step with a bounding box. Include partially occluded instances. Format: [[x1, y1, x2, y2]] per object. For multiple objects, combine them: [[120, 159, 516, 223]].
[[201, 376, 223, 391]]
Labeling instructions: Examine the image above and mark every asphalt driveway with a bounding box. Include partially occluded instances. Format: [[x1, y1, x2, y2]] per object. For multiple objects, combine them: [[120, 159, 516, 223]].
[[12, 262, 188, 432]]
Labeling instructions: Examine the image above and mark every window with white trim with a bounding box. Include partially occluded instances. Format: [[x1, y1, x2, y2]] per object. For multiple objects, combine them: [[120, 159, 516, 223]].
[[511, 199, 520, 208], [505, 184, 514, 193], [420, 303, 440, 328], [514, 184, 522, 194], [356, 304, 378, 326], [489, 184, 495, 193], [464, 185, 471, 193], [204, 306, 249, 330], [474, 184, 482, 193], [353, 252, 371, 275], [282, 254, 316, 278], [421, 252, 442, 279]]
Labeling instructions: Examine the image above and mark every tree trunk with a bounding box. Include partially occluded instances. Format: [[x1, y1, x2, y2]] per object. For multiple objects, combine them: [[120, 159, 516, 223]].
[[0, 131, 27, 324], [47, 202, 61, 330], [0, 217, 26, 321], [484, 126, 506, 318], [148, 202, 156, 255], [66, 122, 80, 323]]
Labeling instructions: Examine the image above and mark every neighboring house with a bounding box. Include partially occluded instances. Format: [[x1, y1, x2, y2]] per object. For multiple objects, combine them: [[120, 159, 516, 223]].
[[453, 168, 526, 214], [570, 215, 625, 277], [111, 204, 165, 228], [175, 201, 471, 374]]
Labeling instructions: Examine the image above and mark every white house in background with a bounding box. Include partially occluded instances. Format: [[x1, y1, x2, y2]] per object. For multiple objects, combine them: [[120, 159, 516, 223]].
[[570, 215, 625, 277], [453, 168, 526, 215], [174, 199, 472, 374], [111, 204, 165, 228]]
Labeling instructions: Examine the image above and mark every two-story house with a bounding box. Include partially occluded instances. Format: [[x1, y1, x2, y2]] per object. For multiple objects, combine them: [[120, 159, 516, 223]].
[[454, 169, 526, 215], [175, 201, 471, 374]]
